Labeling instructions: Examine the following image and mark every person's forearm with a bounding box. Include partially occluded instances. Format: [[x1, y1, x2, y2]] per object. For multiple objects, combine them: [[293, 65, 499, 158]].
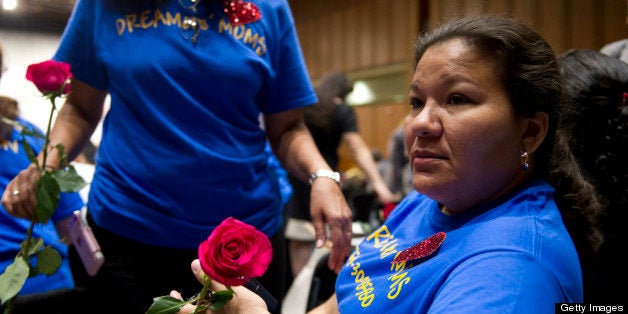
[[344, 133, 394, 202], [307, 294, 339, 314], [266, 109, 353, 272], [43, 107, 96, 167], [41, 79, 105, 168], [355, 150, 395, 202], [265, 110, 332, 182], [281, 127, 331, 181]]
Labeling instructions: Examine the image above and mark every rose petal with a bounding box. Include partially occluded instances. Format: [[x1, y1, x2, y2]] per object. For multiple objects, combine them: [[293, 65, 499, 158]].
[[198, 217, 273, 286], [26, 60, 72, 95]]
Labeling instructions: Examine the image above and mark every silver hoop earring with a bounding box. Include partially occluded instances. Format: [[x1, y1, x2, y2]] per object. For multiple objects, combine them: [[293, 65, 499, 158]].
[[520, 152, 529, 171]]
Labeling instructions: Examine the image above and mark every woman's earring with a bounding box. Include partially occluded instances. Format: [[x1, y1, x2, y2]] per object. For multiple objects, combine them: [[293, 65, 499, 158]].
[[520, 152, 529, 171]]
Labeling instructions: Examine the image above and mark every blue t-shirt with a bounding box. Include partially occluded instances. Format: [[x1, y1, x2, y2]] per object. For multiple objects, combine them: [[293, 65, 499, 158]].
[[264, 142, 292, 206], [336, 179, 582, 313], [54, 0, 316, 248], [0, 119, 85, 294]]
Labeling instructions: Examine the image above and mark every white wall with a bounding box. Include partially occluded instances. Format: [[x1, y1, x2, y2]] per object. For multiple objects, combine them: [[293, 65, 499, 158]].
[[0, 28, 104, 145]]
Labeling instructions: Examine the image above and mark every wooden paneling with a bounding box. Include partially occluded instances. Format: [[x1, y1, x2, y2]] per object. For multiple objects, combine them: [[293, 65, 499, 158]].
[[373, 0, 391, 66], [293, 0, 627, 80], [393, 0, 421, 63], [298, 19, 318, 78], [512, 0, 537, 25], [602, 0, 628, 48], [291, 0, 419, 77], [486, 0, 512, 14], [292, 0, 627, 77], [317, 14, 332, 72], [568, 0, 599, 49], [462, 0, 487, 15], [355, 103, 410, 157], [343, 6, 360, 71], [289, 0, 628, 168], [337, 102, 409, 171], [329, 12, 344, 71], [539, 0, 568, 52], [356, 2, 376, 70]]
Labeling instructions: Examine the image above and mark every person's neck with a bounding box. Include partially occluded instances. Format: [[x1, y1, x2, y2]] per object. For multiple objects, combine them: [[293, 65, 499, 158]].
[[439, 171, 535, 216]]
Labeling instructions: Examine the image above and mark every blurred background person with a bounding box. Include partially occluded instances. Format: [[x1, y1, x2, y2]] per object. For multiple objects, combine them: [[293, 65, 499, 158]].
[[0, 94, 85, 311], [384, 122, 413, 201], [557, 49, 628, 303], [600, 38, 628, 63]]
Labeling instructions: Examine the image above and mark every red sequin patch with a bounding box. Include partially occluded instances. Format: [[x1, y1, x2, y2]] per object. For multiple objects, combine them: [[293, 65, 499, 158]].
[[392, 231, 446, 264], [222, 0, 262, 26]]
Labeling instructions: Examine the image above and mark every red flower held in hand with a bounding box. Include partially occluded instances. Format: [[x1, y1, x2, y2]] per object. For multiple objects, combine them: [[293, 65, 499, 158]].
[[198, 217, 272, 286], [26, 60, 72, 95], [0, 60, 86, 314], [146, 217, 272, 313]]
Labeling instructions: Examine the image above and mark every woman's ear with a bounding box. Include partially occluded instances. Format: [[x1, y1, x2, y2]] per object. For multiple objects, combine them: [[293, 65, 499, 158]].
[[520, 112, 549, 153]]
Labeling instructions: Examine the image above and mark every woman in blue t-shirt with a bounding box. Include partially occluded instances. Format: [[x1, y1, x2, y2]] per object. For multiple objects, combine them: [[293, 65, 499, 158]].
[[0, 1, 353, 313], [0, 95, 84, 298], [173, 15, 604, 314]]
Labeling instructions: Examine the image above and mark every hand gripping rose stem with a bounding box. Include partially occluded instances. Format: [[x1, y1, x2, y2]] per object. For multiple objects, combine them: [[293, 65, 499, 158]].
[[188, 278, 277, 312]]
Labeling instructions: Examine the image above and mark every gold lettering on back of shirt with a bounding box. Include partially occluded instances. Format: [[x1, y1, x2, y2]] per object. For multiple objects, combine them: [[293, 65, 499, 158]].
[[1, 139, 19, 153]]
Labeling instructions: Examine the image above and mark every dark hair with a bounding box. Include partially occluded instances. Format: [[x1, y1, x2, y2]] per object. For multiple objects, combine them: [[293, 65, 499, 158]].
[[0, 43, 4, 80], [0, 95, 19, 119], [559, 50, 628, 183], [305, 72, 354, 130], [0, 95, 19, 141], [413, 15, 604, 256], [558, 49, 628, 300]]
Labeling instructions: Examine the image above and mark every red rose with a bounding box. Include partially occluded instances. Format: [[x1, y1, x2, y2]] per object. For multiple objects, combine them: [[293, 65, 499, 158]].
[[25, 60, 72, 95], [198, 217, 272, 286]]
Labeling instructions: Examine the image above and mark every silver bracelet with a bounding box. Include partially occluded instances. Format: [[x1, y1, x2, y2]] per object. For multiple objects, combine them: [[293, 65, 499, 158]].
[[309, 169, 341, 186]]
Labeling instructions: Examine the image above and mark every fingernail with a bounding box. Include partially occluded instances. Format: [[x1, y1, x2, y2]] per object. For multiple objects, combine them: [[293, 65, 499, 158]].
[[191, 260, 200, 271], [316, 239, 324, 248]]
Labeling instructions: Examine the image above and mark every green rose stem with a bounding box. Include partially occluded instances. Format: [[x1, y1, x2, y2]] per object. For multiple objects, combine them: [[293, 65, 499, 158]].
[[190, 275, 235, 314], [3, 222, 37, 314], [41, 94, 57, 173], [192, 275, 213, 314], [145, 271, 235, 314], [2, 91, 62, 313], [19, 93, 58, 259]]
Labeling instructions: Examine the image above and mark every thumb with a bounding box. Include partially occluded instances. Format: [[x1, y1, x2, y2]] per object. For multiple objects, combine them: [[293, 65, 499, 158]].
[[190, 259, 205, 283]]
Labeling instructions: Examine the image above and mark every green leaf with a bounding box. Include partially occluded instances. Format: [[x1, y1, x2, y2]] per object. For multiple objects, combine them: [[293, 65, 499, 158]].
[[53, 143, 69, 169], [145, 296, 188, 314], [209, 290, 233, 310], [20, 238, 43, 257], [36, 247, 62, 276], [19, 126, 45, 140], [51, 166, 87, 192], [20, 137, 39, 166], [35, 172, 60, 223], [0, 258, 29, 304]]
